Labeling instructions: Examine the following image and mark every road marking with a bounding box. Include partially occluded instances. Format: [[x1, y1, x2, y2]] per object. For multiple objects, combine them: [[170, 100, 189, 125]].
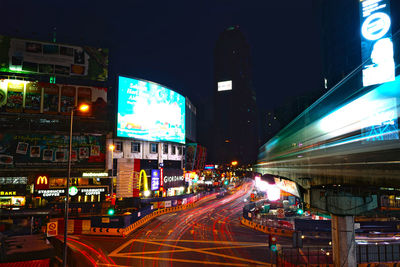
[[109, 239, 269, 266], [123, 244, 268, 256], [104, 255, 251, 266]]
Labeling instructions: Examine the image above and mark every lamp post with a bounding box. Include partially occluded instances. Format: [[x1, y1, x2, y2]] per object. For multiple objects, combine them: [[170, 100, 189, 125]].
[[63, 104, 89, 267], [108, 144, 115, 197]]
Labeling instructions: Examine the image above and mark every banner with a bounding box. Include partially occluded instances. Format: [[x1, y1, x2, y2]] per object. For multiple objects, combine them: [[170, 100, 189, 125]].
[[0, 35, 108, 81], [0, 133, 105, 169], [0, 79, 107, 118]]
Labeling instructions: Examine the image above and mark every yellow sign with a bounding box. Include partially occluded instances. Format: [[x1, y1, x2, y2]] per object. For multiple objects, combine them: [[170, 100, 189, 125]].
[[0, 191, 16, 196], [47, 221, 58, 237], [138, 169, 149, 192], [37, 176, 48, 185]]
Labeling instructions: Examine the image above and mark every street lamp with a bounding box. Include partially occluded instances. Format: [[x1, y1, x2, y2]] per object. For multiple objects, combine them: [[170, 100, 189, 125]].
[[108, 144, 115, 196], [63, 104, 89, 267]]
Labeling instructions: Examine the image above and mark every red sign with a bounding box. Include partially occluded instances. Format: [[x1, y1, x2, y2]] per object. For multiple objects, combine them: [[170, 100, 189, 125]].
[[160, 168, 164, 187], [35, 175, 49, 190], [47, 222, 58, 237]]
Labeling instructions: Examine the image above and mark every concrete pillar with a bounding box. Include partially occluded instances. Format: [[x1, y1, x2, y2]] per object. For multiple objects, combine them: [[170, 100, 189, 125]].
[[331, 215, 356, 267]]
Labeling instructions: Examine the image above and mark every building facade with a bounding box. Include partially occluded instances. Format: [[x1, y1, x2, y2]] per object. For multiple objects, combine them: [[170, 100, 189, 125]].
[[0, 35, 110, 209]]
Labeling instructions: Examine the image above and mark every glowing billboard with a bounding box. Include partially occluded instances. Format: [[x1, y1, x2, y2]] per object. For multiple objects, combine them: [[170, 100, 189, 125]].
[[360, 0, 395, 87], [117, 76, 185, 143], [217, 80, 232, 91]]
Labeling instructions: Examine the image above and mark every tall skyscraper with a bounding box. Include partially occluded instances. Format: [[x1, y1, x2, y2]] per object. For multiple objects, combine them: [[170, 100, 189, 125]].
[[211, 26, 258, 165]]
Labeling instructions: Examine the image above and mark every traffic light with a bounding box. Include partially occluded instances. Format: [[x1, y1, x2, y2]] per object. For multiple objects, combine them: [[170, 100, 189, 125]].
[[250, 193, 255, 201], [107, 207, 115, 216], [297, 208, 304, 215], [224, 180, 229, 185], [269, 235, 277, 252]]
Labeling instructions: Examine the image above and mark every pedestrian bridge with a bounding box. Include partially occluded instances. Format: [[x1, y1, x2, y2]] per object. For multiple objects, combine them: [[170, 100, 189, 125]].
[[255, 65, 400, 189]]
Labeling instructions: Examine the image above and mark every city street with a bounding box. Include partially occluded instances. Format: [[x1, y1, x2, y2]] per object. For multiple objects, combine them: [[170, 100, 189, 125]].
[[70, 183, 281, 266]]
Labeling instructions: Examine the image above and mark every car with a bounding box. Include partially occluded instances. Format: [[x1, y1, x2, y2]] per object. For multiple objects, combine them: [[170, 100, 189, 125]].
[[216, 189, 227, 199]]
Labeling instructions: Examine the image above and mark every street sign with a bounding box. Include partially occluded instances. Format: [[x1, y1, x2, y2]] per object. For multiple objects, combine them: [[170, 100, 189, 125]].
[[47, 221, 58, 237], [277, 208, 285, 218]]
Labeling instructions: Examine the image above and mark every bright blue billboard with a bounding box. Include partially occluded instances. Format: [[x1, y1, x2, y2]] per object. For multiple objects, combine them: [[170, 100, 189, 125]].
[[117, 76, 185, 143], [360, 0, 395, 87]]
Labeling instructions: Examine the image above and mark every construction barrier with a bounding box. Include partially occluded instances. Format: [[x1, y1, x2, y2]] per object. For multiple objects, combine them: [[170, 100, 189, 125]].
[[358, 263, 399, 267], [87, 194, 213, 237], [241, 217, 294, 237]]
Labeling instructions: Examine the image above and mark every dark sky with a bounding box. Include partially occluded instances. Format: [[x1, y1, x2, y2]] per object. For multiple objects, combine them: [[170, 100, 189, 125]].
[[0, 0, 322, 111]]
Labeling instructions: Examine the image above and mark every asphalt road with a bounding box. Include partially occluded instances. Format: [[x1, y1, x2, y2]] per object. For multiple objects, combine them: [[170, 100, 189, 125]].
[[67, 183, 333, 266], [68, 183, 280, 266]]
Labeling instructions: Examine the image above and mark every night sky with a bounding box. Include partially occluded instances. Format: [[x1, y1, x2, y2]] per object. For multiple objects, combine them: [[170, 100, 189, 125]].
[[0, 0, 322, 112]]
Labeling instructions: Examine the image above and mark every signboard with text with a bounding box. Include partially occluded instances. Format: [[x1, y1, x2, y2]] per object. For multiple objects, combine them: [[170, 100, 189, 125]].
[[151, 169, 160, 191], [163, 169, 184, 189], [360, 0, 395, 86]]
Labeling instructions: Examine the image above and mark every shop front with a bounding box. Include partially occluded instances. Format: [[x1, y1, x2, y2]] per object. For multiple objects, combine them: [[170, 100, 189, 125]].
[[34, 186, 108, 207], [380, 187, 400, 210], [0, 176, 28, 210], [163, 169, 185, 197]]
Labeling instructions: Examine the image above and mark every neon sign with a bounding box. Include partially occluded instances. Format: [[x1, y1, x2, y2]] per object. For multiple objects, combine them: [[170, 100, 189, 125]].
[[35, 175, 49, 190], [151, 169, 160, 191], [360, 0, 395, 87]]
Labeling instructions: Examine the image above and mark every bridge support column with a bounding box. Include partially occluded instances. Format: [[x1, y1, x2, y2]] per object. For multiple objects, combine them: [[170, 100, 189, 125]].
[[331, 214, 356, 267]]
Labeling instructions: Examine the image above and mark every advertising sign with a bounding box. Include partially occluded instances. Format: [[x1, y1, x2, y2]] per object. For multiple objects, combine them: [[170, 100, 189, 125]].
[[35, 175, 49, 190], [217, 80, 232, 91], [163, 169, 184, 189], [0, 133, 105, 169], [151, 169, 160, 191], [0, 79, 107, 117], [37, 189, 65, 197], [185, 143, 207, 171], [117, 76, 185, 143], [274, 178, 300, 198], [360, 0, 395, 86], [0, 35, 108, 81], [47, 222, 58, 237]]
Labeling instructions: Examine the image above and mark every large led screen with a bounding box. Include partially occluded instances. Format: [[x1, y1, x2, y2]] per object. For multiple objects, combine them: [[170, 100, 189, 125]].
[[117, 76, 185, 143]]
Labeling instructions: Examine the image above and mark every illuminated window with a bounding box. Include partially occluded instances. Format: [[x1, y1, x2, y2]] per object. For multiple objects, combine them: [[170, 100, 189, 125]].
[[131, 142, 140, 153], [150, 143, 158, 153], [163, 144, 168, 154], [115, 141, 123, 152]]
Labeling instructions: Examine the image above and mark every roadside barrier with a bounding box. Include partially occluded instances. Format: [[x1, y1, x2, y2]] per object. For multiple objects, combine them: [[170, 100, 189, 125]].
[[87, 194, 214, 237], [241, 217, 294, 237]]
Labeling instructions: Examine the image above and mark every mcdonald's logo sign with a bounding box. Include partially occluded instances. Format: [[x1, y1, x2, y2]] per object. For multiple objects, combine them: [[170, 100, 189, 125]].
[[138, 170, 149, 192], [35, 175, 49, 190]]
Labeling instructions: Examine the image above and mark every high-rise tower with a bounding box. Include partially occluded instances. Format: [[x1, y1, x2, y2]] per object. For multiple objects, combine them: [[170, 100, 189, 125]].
[[211, 26, 258, 165]]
